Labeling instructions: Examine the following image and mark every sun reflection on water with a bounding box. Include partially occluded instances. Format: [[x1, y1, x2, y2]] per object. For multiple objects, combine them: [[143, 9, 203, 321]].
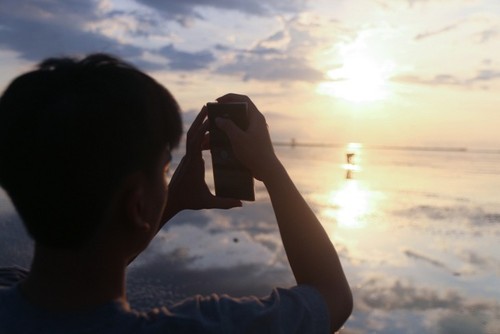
[[322, 143, 377, 229], [326, 180, 372, 229]]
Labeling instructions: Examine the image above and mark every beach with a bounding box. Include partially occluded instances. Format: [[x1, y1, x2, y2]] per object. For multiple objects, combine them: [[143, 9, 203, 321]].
[[1, 145, 499, 333]]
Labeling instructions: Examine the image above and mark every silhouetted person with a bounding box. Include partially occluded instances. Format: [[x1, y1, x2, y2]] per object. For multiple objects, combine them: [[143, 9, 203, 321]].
[[0, 54, 352, 333], [346, 153, 355, 165]]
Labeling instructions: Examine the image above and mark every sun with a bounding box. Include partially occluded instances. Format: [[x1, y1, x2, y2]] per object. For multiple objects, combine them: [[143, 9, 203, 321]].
[[317, 40, 394, 103]]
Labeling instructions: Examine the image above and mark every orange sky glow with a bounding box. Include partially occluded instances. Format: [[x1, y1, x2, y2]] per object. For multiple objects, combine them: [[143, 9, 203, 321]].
[[1, 0, 499, 149]]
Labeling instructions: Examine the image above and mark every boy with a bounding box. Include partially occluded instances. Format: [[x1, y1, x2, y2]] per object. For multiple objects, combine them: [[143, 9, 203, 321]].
[[0, 54, 352, 333]]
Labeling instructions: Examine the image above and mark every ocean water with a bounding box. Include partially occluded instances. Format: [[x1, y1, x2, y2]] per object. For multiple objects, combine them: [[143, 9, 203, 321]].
[[0, 145, 499, 333]]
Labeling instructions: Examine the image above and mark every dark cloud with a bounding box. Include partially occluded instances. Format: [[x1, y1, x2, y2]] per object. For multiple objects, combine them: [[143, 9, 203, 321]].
[[404, 250, 448, 269], [136, 0, 308, 23], [0, 1, 217, 72], [0, 0, 99, 25], [215, 44, 282, 57], [216, 54, 323, 82], [0, 0, 143, 63], [159, 44, 215, 71], [0, 0, 125, 61], [0, 15, 141, 62]]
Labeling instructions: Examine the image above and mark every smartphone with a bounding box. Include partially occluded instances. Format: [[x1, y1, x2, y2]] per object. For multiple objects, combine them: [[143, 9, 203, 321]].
[[207, 102, 255, 201]]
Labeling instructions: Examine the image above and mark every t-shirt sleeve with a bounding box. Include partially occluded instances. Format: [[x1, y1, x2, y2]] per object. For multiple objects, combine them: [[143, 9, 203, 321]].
[[150, 285, 330, 334], [0, 266, 29, 288]]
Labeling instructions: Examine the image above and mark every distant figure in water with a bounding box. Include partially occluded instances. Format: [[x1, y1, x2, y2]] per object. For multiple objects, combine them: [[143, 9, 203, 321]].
[[346, 153, 355, 165], [0, 53, 352, 333], [345, 153, 356, 179]]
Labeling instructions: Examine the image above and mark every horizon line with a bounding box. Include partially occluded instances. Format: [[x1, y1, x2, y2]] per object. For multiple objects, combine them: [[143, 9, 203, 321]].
[[272, 141, 500, 154]]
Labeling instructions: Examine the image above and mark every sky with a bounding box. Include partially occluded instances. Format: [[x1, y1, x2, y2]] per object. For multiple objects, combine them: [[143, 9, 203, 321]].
[[1, 0, 499, 149]]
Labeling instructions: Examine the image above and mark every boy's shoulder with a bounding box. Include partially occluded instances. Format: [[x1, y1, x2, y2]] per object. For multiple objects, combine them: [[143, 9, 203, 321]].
[[0, 282, 330, 334]]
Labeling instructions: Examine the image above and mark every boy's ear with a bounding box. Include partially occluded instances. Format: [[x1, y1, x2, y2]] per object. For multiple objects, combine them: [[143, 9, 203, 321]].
[[120, 172, 153, 233]]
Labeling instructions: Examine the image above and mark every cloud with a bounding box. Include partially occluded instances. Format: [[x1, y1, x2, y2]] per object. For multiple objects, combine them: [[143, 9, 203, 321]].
[[414, 23, 459, 41], [135, 0, 308, 23], [357, 277, 498, 312], [394, 204, 500, 225], [159, 44, 215, 71], [469, 69, 500, 83], [406, 0, 457, 6], [346, 276, 500, 332], [403, 250, 448, 269], [393, 70, 500, 88], [130, 206, 285, 271], [214, 16, 324, 82], [434, 312, 490, 334], [127, 256, 294, 310], [0, 1, 321, 80], [359, 278, 464, 311], [0, 0, 99, 25], [0, 15, 141, 62], [216, 55, 323, 82], [475, 28, 500, 43], [125, 205, 294, 309], [0, 0, 218, 72], [0, 1, 146, 63]]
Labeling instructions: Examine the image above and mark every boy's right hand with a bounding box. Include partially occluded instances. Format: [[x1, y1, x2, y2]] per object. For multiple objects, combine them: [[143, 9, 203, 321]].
[[214, 94, 282, 183]]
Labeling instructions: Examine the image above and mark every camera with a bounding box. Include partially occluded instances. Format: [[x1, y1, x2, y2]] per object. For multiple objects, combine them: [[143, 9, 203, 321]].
[[207, 102, 255, 201]]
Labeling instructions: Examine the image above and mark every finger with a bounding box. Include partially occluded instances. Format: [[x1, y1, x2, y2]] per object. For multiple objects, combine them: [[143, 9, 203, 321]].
[[216, 93, 248, 103], [187, 120, 209, 154], [208, 196, 243, 209], [216, 94, 254, 109], [194, 120, 209, 143], [187, 106, 207, 139], [216, 93, 259, 121], [201, 133, 210, 151], [215, 93, 240, 102]]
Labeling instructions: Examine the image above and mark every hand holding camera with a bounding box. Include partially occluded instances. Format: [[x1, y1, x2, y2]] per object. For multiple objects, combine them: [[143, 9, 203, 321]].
[[212, 94, 282, 184]]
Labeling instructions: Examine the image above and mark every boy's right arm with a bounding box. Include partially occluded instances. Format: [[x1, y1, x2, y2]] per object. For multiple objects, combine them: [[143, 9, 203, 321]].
[[215, 94, 353, 332]]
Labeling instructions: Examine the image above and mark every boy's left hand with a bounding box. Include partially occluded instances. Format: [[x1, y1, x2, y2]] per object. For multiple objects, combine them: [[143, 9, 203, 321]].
[[161, 106, 242, 224]]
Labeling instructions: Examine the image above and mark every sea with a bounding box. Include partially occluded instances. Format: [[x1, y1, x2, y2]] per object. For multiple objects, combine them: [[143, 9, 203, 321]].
[[0, 144, 499, 334]]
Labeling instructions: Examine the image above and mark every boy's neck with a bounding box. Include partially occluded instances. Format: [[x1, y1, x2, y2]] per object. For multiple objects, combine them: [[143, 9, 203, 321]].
[[19, 243, 128, 311]]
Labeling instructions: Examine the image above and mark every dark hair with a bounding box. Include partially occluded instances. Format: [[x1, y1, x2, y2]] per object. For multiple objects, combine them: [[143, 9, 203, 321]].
[[0, 54, 182, 249]]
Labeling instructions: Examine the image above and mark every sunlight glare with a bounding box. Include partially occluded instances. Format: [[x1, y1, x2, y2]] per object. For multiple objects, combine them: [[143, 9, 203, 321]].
[[317, 38, 394, 103], [325, 180, 372, 229]]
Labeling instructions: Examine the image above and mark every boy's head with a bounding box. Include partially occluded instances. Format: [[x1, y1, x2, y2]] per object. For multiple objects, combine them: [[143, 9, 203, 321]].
[[0, 54, 183, 250]]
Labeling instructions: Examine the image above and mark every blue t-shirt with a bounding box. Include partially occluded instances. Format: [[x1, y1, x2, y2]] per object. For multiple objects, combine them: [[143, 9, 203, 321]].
[[0, 271, 330, 333]]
